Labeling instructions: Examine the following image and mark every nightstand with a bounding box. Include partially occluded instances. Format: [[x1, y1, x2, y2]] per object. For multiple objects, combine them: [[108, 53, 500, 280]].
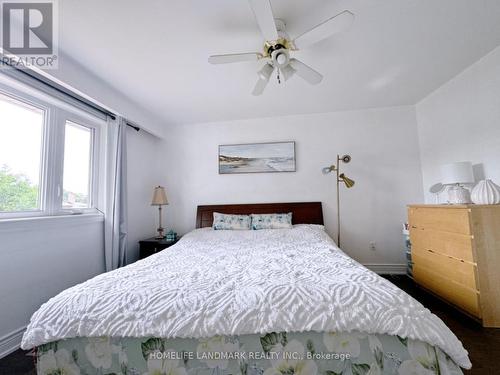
[[139, 237, 180, 259]]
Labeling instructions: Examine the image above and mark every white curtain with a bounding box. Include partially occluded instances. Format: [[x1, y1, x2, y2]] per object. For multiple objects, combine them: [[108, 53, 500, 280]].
[[104, 116, 128, 271]]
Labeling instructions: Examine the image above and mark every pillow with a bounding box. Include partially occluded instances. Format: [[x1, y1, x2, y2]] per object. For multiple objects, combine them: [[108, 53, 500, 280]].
[[212, 212, 251, 230], [251, 212, 293, 230]]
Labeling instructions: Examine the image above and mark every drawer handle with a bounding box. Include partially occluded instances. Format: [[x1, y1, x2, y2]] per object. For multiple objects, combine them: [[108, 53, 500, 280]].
[[426, 249, 434, 253]]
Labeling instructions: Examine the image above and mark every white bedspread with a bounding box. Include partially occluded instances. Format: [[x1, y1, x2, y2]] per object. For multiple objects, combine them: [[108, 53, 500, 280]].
[[21, 225, 471, 368]]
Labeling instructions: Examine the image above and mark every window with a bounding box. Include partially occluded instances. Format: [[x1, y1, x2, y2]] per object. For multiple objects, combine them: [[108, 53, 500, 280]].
[[0, 79, 105, 219], [0, 93, 45, 213], [63, 122, 93, 209]]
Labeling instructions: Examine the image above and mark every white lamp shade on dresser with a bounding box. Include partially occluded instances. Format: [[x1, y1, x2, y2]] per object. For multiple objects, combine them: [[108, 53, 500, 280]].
[[441, 162, 474, 185]]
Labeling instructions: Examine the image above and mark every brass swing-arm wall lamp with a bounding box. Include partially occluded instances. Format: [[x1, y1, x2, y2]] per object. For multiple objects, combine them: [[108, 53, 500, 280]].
[[322, 154, 355, 247]]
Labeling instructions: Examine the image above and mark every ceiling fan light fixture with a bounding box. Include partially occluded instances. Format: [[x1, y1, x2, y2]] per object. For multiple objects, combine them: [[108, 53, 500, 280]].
[[281, 64, 296, 81], [276, 53, 287, 65], [271, 49, 289, 67], [258, 63, 274, 81]]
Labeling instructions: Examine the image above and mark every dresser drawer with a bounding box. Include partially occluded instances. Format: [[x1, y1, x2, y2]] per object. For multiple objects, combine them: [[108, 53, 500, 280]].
[[413, 265, 481, 318], [409, 207, 471, 235], [410, 228, 474, 262], [412, 249, 477, 290]]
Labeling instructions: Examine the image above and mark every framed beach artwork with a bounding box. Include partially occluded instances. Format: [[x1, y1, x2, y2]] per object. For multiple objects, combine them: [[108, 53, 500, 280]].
[[219, 141, 296, 174]]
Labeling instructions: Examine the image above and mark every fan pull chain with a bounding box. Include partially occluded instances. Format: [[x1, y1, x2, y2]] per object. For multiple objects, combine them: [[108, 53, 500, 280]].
[[277, 69, 281, 84]]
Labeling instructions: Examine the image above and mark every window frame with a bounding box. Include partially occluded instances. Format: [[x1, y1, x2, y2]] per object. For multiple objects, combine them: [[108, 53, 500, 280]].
[[0, 78, 106, 220]]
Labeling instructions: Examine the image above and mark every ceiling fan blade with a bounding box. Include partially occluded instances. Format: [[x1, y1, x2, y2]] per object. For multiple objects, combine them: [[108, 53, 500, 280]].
[[248, 0, 279, 42], [289, 59, 323, 85], [252, 78, 269, 96], [293, 10, 354, 49], [208, 52, 262, 64]]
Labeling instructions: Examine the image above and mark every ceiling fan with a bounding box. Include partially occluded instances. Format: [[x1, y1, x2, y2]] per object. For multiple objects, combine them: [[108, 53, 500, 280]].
[[208, 0, 355, 96]]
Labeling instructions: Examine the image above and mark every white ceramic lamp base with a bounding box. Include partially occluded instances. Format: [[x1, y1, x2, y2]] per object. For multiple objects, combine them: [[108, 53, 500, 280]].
[[447, 185, 472, 204]]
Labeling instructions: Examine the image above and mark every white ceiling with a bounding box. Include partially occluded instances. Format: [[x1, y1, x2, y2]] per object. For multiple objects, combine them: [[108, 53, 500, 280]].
[[59, 0, 500, 126]]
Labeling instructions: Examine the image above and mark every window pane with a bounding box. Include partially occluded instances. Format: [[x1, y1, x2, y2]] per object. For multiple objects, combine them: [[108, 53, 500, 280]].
[[62, 121, 92, 209], [0, 94, 44, 212]]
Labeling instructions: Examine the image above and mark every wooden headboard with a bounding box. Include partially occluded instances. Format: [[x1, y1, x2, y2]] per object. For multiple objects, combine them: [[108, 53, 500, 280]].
[[196, 202, 323, 228]]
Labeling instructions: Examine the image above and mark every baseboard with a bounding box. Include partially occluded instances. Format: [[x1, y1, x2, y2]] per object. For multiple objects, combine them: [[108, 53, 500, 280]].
[[363, 263, 407, 275], [0, 326, 26, 359]]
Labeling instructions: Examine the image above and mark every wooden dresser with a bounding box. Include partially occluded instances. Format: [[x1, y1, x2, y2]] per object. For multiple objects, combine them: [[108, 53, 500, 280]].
[[408, 204, 500, 327]]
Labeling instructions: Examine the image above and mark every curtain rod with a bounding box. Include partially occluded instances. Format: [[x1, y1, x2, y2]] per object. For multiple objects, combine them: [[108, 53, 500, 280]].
[[126, 122, 140, 132], [4, 60, 140, 132]]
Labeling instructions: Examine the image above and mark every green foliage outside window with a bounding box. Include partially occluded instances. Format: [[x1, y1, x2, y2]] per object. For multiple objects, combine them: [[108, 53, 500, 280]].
[[0, 165, 89, 212], [0, 165, 38, 212]]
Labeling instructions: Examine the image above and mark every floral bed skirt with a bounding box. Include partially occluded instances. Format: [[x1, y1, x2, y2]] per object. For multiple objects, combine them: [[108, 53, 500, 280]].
[[36, 331, 463, 375]]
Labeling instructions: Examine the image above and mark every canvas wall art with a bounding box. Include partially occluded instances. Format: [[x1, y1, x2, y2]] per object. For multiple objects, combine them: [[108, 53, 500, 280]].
[[219, 142, 296, 174]]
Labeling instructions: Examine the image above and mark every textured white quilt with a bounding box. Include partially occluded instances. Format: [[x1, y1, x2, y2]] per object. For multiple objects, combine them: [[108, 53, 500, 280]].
[[21, 225, 471, 368]]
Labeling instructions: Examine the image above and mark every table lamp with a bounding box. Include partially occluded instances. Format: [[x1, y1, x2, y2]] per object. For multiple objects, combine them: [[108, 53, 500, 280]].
[[441, 162, 474, 204], [151, 186, 169, 239]]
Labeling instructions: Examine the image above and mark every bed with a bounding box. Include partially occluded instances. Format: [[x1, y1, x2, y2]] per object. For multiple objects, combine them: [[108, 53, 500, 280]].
[[22, 202, 471, 375]]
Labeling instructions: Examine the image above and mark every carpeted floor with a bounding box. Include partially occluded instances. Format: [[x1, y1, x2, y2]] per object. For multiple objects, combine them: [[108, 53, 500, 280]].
[[384, 275, 500, 375], [0, 349, 35, 375], [0, 275, 498, 374]]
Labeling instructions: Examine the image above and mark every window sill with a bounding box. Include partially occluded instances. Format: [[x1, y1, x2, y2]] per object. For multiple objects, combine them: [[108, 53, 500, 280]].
[[0, 212, 104, 233]]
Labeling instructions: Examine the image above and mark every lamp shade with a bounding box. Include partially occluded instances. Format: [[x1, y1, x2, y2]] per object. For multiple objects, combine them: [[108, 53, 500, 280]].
[[339, 173, 355, 188], [441, 162, 474, 185], [151, 186, 168, 205], [258, 63, 274, 81]]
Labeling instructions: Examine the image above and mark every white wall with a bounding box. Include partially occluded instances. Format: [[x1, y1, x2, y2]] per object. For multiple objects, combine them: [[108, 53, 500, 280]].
[[0, 216, 104, 357], [162, 106, 424, 266], [416, 46, 500, 202], [126, 128, 167, 262]]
